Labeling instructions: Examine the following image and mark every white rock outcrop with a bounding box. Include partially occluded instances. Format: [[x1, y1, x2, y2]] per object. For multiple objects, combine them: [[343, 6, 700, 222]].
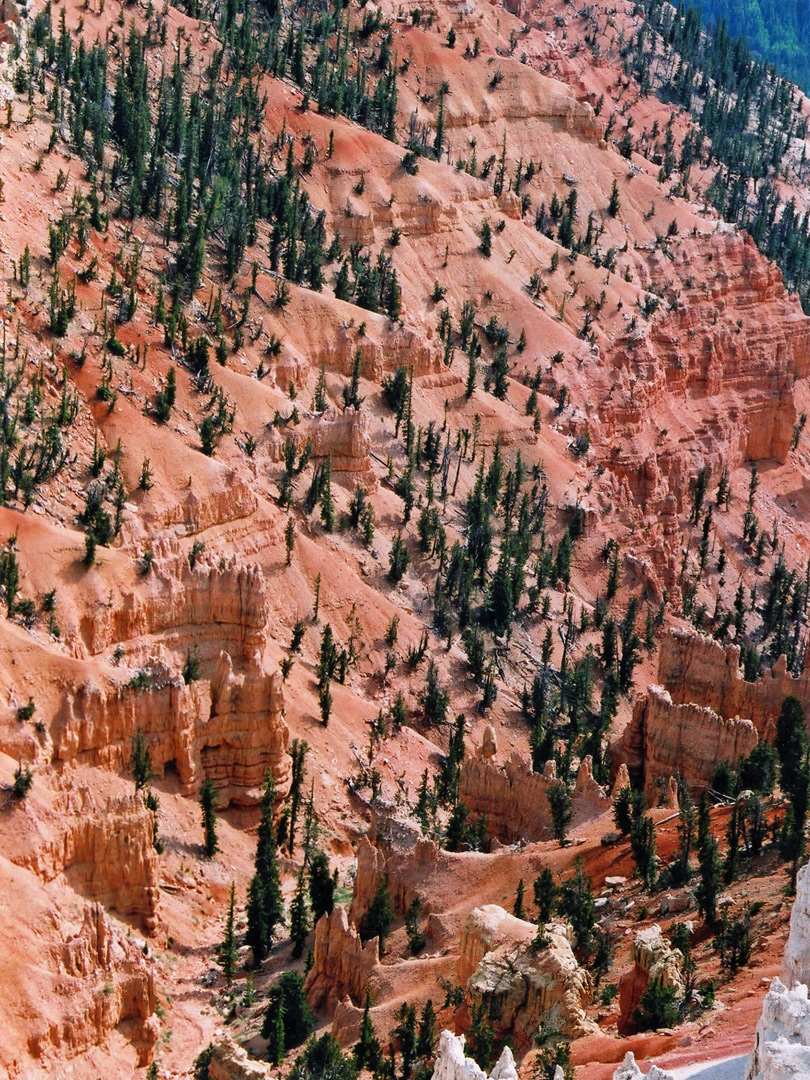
[[748, 861, 810, 1080], [613, 1051, 674, 1080], [431, 1031, 518, 1080], [747, 980, 810, 1080]]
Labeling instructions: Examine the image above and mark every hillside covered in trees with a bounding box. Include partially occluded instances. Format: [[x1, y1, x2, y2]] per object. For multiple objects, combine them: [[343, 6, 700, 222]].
[[1, 0, 810, 1074], [695, 0, 810, 91]]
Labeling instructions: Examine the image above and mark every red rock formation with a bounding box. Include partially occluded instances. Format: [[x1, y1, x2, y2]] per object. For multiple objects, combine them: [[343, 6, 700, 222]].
[[459, 753, 608, 843], [350, 830, 439, 922], [657, 628, 809, 737], [49, 650, 290, 808], [16, 790, 161, 933], [23, 899, 157, 1070], [619, 627, 810, 793], [77, 551, 269, 660], [306, 406, 375, 485], [623, 684, 759, 798], [304, 906, 379, 1012], [597, 234, 810, 512]]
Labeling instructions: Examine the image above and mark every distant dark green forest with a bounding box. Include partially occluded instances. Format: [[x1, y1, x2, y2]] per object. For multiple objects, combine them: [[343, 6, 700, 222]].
[[696, 0, 810, 89]]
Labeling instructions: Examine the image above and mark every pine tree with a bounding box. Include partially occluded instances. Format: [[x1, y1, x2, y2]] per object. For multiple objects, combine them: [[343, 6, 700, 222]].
[[246, 772, 284, 967], [290, 869, 311, 958], [548, 782, 573, 845], [308, 850, 335, 922], [131, 729, 152, 791], [513, 878, 526, 919], [358, 876, 394, 952], [200, 777, 219, 858], [287, 738, 309, 856], [696, 832, 721, 926], [417, 999, 437, 1058], [267, 995, 286, 1065], [608, 179, 620, 216], [220, 882, 238, 986], [354, 990, 382, 1070], [479, 218, 492, 257], [533, 867, 557, 923]]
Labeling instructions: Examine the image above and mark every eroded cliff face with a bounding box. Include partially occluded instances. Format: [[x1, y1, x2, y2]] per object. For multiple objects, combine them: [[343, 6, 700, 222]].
[[459, 753, 608, 843], [623, 684, 759, 797], [50, 653, 291, 808], [0, 858, 157, 1079], [621, 627, 810, 793], [304, 906, 380, 1012], [597, 234, 810, 512], [33, 902, 158, 1068]]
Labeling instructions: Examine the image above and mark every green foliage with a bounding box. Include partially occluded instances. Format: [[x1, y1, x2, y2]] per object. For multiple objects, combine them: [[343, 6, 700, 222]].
[[290, 1035, 358, 1080], [388, 532, 410, 582], [308, 850, 335, 924], [354, 991, 382, 1071], [12, 761, 33, 799], [634, 981, 679, 1031], [420, 660, 449, 727], [559, 858, 596, 957], [220, 883, 237, 986], [263, 971, 314, 1051], [533, 867, 558, 924], [534, 1042, 574, 1080], [405, 897, 426, 954], [131, 729, 152, 791], [548, 781, 573, 844], [290, 870, 311, 958], [358, 876, 394, 951], [200, 777, 219, 858], [246, 772, 284, 966]]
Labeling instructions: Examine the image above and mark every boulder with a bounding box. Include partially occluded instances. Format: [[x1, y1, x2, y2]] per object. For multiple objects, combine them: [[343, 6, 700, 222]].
[[459, 906, 596, 1046]]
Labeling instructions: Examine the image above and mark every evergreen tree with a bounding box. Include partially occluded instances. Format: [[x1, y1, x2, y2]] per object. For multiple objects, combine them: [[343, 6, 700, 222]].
[[268, 996, 286, 1065], [262, 972, 314, 1052], [220, 882, 238, 987], [354, 990, 382, 1071], [696, 832, 721, 926], [479, 218, 492, 257], [533, 867, 558, 923], [417, 999, 437, 1058], [513, 878, 526, 919], [358, 876, 394, 952], [287, 738, 309, 856], [309, 850, 336, 922], [131, 729, 152, 791], [246, 772, 284, 966], [290, 869, 311, 958], [200, 777, 219, 858], [548, 782, 573, 845]]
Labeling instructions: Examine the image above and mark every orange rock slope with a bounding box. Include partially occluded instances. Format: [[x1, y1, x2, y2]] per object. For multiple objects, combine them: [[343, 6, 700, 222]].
[[3, 0, 810, 1073]]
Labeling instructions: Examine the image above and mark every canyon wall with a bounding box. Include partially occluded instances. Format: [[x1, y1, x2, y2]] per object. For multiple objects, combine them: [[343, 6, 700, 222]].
[[622, 628, 810, 793], [50, 651, 290, 808], [459, 753, 608, 843], [599, 233, 810, 512]]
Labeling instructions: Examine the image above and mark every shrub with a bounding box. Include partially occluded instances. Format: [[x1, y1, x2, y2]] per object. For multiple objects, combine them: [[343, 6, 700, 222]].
[[634, 980, 678, 1030]]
